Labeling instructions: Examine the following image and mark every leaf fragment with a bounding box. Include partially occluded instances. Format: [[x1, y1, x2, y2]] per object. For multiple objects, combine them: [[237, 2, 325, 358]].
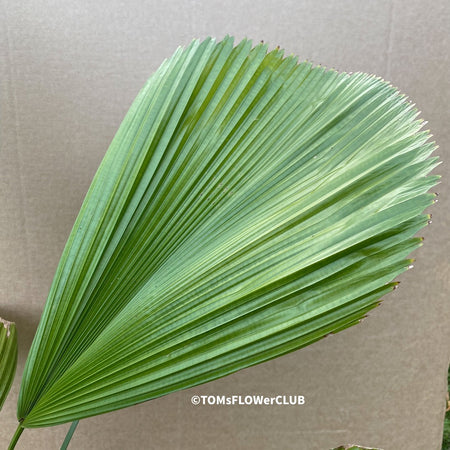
[[0, 317, 18, 410]]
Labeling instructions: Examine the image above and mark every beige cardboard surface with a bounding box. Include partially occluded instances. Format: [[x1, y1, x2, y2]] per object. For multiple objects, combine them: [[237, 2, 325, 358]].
[[1, 0, 449, 449]]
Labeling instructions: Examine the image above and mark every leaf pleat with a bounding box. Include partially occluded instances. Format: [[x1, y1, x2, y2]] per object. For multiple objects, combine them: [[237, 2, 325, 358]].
[[18, 36, 438, 427]]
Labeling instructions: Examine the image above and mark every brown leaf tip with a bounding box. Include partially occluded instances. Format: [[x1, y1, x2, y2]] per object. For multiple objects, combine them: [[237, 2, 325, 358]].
[[0, 317, 14, 338]]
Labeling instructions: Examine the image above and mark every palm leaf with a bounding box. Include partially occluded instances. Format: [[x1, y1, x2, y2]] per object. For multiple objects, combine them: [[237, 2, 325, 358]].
[[0, 317, 18, 410], [15, 36, 438, 434]]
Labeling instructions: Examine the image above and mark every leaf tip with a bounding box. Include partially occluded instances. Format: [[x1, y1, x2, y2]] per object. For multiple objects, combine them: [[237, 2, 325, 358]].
[[0, 317, 15, 338]]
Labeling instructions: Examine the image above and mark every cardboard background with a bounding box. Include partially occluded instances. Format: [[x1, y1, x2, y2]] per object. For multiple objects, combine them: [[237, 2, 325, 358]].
[[1, 0, 449, 449]]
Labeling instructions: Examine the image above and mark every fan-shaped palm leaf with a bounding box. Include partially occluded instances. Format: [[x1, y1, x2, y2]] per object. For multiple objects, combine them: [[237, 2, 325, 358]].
[[12, 36, 438, 444]]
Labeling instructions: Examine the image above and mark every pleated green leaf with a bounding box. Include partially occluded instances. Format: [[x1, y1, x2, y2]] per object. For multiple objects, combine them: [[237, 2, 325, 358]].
[[0, 318, 18, 410], [17, 36, 438, 429]]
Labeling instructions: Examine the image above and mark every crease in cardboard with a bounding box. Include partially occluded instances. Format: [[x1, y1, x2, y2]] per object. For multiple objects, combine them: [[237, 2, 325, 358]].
[[385, 0, 395, 79], [1, 10, 32, 278]]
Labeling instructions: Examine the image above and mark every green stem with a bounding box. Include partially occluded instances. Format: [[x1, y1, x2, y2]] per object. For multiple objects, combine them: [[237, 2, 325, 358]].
[[60, 420, 79, 450], [8, 423, 24, 450]]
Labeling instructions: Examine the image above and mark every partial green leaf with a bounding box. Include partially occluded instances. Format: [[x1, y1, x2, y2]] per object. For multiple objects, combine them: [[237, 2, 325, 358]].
[[442, 365, 450, 449], [0, 317, 18, 410], [331, 446, 383, 450], [16, 36, 438, 430]]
